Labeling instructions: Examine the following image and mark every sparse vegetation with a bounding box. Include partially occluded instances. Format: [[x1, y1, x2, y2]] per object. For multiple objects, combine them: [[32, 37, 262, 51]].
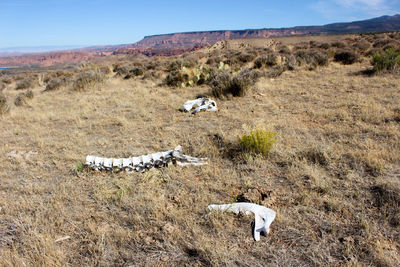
[[15, 77, 34, 90], [44, 78, 64, 92]]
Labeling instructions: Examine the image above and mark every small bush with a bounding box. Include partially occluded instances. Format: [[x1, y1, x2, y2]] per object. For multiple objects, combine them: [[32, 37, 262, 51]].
[[168, 60, 184, 72], [237, 52, 256, 63], [14, 93, 26, 106], [331, 41, 346, 48], [209, 68, 260, 98], [44, 78, 64, 92], [295, 50, 329, 67], [15, 78, 33, 90], [0, 93, 9, 114], [1, 77, 12, 84], [371, 49, 400, 73], [320, 43, 330, 49], [164, 70, 189, 87], [206, 56, 221, 65], [124, 67, 145, 79], [278, 45, 291, 54], [254, 54, 279, 68], [240, 129, 277, 156], [0, 82, 5, 91], [334, 50, 359, 65], [72, 70, 104, 91], [25, 89, 34, 99]]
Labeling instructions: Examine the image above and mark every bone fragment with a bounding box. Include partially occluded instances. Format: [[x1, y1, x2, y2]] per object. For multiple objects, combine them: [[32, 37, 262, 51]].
[[208, 203, 276, 241], [182, 98, 217, 114]]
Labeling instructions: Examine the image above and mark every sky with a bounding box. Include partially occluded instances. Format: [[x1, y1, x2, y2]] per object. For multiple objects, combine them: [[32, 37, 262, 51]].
[[0, 0, 399, 49]]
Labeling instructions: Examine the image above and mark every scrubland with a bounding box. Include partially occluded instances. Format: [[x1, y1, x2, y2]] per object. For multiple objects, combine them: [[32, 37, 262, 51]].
[[0, 32, 399, 266]]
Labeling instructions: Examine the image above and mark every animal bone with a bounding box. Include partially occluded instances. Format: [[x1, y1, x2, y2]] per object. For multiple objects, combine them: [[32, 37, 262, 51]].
[[208, 203, 276, 241], [182, 98, 217, 114], [85, 146, 207, 172]]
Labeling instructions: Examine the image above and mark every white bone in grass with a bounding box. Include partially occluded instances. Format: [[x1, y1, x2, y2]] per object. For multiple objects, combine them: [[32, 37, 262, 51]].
[[85, 146, 207, 172], [208, 203, 276, 241], [183, 98, 217, 114]]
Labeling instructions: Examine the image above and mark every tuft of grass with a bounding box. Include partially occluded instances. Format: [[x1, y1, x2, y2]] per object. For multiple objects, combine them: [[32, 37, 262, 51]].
[[240, 129, 277, 156], [371, 49, 400, 74]]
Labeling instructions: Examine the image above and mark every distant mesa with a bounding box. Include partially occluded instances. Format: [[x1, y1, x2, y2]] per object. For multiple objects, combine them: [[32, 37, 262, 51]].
[[1, 14, 400, 67]]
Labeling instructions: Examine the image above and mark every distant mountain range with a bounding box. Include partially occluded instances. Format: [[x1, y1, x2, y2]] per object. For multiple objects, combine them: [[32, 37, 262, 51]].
[[1, 14, 399, 67]]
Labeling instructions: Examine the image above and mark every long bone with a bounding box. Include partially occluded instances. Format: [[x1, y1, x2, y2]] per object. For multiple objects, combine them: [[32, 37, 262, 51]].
[[85, 146, 207, 172]]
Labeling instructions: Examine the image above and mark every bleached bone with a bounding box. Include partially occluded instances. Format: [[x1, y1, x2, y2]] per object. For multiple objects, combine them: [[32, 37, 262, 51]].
[[85, 146, 207, 172], [182, 98, 217, 114], [208, 203, 276, 241]]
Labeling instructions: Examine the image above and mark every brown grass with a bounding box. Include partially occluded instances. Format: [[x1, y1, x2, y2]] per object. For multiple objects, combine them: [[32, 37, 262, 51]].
[[0, 35, 399, 266]]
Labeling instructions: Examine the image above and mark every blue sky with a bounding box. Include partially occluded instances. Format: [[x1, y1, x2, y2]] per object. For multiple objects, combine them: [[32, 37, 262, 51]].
[[0, 0, 399, 49]]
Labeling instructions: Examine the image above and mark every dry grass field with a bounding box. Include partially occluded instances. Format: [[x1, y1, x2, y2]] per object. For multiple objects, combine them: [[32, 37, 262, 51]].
[[0, 33, 399, 266]]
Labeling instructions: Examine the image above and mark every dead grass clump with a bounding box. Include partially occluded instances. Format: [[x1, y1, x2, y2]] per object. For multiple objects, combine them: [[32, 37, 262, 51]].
[[0, 82, 5, 91], [72, 70, 104, 91], [15, 77, 34, 90], [1, 77, 12, 84], [0, 93, 9, 114], [209, 68, 260, 98], [334, 50, 359, 65], [239, 129, 277, 156]]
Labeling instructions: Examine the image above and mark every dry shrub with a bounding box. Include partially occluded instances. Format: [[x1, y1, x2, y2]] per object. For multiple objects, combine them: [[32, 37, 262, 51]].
[[370, 181, 400, 226], [331, 41, 347, 48], [0, 82, 5, 91], [206, 56, 221, 65], [320, 43, 330, 49], [1, 77, 12, 84], [254, 54, 279, 68], [113, 64, 130, 76], [0, 93, 9, 114], [353, 40, 371, 52], [278, 45, 291, 54], [334, 50, 359, 65], [240, 129, 277, 156], [237, 52, 256, 63], [209, 68, 260, 98], [44, 78, 64, 92], [295, 50, 329, 67], [15, 78, 33, 90], [14, 90, 34, 106], [72, 70, 104, 91], [164, 70, 189, 87], [124, 67, 145, 79], [14, 93, 26, 106]]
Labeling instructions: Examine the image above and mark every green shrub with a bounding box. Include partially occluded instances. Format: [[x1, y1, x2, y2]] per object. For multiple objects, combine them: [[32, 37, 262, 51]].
[[240, 129, 277, 156], [371, 49, 400, 73], [72, 70, 104, 91], [334, 50, 359, 65]]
